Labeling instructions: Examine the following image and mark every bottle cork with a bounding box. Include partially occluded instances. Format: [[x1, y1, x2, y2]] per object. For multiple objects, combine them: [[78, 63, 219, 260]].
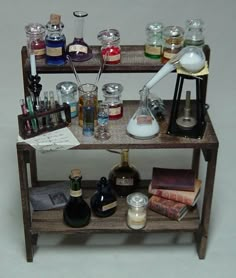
[[70, 169, 81, 178], [50, 14, 61, 25]]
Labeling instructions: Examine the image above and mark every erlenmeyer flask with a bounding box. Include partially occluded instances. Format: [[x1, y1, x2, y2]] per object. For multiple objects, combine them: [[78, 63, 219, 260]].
[[127, 87, 159, 139]]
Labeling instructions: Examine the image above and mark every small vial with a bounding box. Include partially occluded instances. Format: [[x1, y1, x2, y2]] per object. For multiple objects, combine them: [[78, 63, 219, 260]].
[[82, 93, 95, 136], [127, 192, 148, 230]]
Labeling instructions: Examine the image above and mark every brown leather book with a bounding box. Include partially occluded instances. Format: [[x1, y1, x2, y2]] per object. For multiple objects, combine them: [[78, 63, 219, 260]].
[[151, 167, 195, 191], [148, 179, 202, 206], [148, 195, 190, 221]]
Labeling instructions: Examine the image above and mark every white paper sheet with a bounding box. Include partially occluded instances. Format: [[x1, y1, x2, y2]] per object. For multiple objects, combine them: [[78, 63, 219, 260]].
[[18, 127, 80, 153]]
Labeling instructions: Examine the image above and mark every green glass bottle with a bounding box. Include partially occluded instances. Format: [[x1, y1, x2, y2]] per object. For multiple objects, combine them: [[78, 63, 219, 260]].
[[63, 169, 91, 228]]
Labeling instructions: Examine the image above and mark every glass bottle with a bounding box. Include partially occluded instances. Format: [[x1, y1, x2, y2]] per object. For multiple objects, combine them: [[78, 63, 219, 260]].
[[66, 11, 92, 62], [97, 29, 121, 64], [90, 177, 117, 217], [184, 18, 205, 47], [144, 22, 164, 60], [126, 87, 159, 139], [25, 23, 46, 59], [78, 83, 98, 127], [56, 81, 78, 118], [45, 14, 66, 65], [108, 149, 140, 197], [162, 25, 184, 64], [82, 92, 95, 136], [127, 192, 148, 230], [63, 169, 91, 228], [102, 83, 123, 120], [95, 102, 111, 141]]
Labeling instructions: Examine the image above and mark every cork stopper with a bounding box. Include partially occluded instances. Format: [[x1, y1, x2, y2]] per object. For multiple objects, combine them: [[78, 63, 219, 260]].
[[70, 169, 81, 178], [50, 14, 61, 25]]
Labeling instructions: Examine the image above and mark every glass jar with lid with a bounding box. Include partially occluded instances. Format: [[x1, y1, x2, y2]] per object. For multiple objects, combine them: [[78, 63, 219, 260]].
[[102, 83, 123, 120], [184, 18, 205, 47], [127, 192, 148, 230], [25, 23, 46, 59], [56, 81, 78, 118], [97, 29, 121, 64], [144, 22, 164, 60], [162, 25, 184, 63]]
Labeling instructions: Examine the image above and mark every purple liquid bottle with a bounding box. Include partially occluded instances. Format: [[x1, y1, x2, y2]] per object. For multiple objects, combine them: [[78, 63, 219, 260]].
[[66, 11, 92, 62]]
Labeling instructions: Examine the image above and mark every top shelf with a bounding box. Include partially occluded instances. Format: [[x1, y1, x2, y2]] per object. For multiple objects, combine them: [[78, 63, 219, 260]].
[[21, 45, 210, 74]]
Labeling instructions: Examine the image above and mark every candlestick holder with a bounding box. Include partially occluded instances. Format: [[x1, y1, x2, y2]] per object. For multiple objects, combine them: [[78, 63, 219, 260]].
[[28, 74, 42, 111]]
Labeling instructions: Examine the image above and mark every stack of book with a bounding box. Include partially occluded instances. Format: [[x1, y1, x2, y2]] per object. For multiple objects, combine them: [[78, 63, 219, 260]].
[[148, 167, 202, 221]]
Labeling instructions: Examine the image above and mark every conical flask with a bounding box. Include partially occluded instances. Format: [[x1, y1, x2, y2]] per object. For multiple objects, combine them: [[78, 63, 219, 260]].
[[127, 87, 159, 139]]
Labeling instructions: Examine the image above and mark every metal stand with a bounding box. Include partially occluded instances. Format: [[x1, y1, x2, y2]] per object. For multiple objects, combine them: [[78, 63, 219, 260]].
[[167, 74, 207, 139]]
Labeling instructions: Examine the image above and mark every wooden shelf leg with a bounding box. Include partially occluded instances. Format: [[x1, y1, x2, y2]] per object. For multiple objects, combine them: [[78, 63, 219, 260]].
[[195, 148, 218, 259], [192, 148, 200, 177], [17, 146, 35, 262]]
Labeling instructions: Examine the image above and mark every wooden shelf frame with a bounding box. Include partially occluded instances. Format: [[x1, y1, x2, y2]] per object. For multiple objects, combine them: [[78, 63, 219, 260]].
[[17, 45, 218, 262]]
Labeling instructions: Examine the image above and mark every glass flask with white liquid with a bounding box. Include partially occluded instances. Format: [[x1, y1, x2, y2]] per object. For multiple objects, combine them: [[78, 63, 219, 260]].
[[126, 87, 159, 139]]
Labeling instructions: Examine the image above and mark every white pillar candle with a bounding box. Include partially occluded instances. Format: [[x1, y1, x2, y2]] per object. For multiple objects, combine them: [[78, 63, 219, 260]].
[[30, 54, 37, 76]]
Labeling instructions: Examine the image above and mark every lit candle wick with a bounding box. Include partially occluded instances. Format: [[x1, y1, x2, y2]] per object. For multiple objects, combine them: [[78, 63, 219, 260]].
[[30, 54, 37, 76]]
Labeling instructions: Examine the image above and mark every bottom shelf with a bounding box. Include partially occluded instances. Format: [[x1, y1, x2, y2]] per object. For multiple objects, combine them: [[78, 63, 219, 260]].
[[31, 187, 200, 233]]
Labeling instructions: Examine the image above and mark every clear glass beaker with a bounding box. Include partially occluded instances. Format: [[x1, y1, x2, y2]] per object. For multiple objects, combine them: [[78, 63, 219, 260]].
[[126, 87, 159, 139], [66, 11, 92, 62], [78, 83, 98, 127], [95, 102, 111, 140]]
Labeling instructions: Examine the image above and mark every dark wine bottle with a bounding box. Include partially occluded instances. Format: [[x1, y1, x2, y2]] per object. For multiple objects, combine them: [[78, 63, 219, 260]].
[[108, 149, 140, 197], [90, 177, 117, 217], [63, 169, 91, 228]]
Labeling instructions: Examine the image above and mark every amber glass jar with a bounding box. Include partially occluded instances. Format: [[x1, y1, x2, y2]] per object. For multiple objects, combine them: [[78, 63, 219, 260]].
[[162, 26, 184, 63]]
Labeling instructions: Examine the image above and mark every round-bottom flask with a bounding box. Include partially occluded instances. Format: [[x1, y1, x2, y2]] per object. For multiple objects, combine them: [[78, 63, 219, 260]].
[[127, 87, 159, 139]]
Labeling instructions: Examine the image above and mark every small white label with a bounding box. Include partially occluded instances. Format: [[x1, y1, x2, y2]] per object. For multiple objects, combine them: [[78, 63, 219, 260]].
[[102, 201, 117, 211], [69, 44, 88, 53], [46, 46, 62, 56], [116, 178, 134, 186]]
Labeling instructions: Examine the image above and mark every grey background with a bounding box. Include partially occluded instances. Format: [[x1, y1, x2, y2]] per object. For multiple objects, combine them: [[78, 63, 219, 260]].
[[0, 0, 234, 276]]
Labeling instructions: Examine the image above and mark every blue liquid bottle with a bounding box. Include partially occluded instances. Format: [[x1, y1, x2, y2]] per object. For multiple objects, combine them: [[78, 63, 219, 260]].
[[45, 14, 66, 65]]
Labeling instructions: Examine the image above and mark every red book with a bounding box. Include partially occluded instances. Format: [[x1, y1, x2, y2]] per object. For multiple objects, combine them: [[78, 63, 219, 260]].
[[148, 195, 190, 221], [151, 167, 195, 191], [148, 179, 202, 206]]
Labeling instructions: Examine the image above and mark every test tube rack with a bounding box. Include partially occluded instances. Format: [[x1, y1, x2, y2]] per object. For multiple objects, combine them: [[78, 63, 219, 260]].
[[18, 103, 71, 139]]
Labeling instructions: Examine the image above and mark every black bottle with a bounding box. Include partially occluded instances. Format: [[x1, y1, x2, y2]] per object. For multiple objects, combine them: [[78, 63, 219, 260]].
[[63, 169, 91, 228], [90, 177, 117, 217], [108, 149, 140, 197]]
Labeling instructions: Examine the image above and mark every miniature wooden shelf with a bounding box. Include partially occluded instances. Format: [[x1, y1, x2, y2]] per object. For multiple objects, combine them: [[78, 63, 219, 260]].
[[17, 45, 218, 262]]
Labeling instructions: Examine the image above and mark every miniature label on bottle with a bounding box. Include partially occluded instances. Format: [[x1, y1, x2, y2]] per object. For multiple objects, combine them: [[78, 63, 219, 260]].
[[116, 178, 134, 186], [145, 45, 162, 55], [46, 46, 63, 56], [103, 54, 121, 62], [136, 115, 152, 125], [69, 44, 88, 53], [102, 201, 117, 211], [33, 48, 46, 56], [163, 51, 176, 59], [109, 106, 121, 116], [70, 189, 82, 197]]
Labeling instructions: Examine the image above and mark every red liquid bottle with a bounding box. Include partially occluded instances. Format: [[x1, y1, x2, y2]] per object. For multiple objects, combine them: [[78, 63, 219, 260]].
[[97, 29, 121, 64]]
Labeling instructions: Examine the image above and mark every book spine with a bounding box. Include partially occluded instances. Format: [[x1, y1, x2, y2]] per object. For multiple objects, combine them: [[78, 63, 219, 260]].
[[149, 188, 193, 206], [148, 199, 179, 220]]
